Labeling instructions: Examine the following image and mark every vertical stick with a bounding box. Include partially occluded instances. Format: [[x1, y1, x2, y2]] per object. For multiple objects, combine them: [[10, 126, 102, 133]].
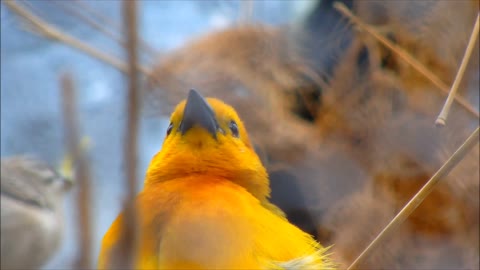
[[60, 73, 93, 269], [116, 0, 140, 268]]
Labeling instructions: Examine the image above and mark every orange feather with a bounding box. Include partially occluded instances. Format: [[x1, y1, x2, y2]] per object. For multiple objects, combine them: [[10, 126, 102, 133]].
[[98, 90, 334, 269]]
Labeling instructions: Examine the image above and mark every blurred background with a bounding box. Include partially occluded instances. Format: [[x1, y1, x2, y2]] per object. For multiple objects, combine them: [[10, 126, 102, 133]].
[[1, 0, 479, 269]]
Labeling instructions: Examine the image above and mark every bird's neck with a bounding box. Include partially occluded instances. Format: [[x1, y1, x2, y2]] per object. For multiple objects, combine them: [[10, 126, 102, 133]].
[[144, 165, 271, 203]]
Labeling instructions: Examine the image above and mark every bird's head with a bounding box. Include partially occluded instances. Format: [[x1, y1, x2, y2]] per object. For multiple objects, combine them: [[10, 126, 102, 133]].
[[145, 89, 270, 201], [1, 156, 73, 210]]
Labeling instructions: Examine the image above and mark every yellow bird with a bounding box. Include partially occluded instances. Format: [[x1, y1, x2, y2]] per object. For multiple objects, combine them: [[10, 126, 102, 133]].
[[98, 89, 334, 269]]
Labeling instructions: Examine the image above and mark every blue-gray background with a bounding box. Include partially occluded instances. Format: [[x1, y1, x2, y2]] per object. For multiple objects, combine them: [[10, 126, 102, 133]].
[[1, 1, 312, 268]]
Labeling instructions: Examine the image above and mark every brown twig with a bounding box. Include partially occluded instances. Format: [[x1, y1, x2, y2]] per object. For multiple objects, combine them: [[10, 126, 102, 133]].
[[60, 72, 93, 269], [333, 2, 479, 119], [115, 0, 141, 268], [436, 14, 480, 127], [347, 126, 480, 270], [3, 0, 151, 76]]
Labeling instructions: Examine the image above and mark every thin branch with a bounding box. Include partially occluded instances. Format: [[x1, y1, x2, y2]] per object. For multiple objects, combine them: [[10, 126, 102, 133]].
[[50, 1, 126, 49], [49, 0, 159, 63], [333, 2, 479, 119], [124, 0, 141, 207], [115, 0, 141, 268], [347, 126, 480, 270], [71, 0, 159, 59], [436, 14, 480, 127], [60, 72, 93, 269], [4, 1, 125, 71], [3, 0, 151, 76]]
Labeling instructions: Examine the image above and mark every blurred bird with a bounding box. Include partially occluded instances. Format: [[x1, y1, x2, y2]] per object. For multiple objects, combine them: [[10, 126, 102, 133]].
[[98, 89, 334, 269], [1, 156, 73, 270]]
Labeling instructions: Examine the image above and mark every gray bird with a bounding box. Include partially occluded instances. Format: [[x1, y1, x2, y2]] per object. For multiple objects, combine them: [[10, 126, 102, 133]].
[[1, 156, 73, 270]]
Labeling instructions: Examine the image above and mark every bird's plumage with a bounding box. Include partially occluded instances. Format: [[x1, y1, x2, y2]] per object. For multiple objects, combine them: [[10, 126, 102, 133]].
[[1, 156, 72, 270], [98, 90, 333, 269]]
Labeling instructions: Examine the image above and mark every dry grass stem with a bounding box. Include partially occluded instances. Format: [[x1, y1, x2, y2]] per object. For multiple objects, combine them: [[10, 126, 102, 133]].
[[70, 0, 159, 59], [60, 73, 93, 269], [334, 2, 479, 119], [347, 126, 480, 270], [3, 1, 151, 75], [50, 1, 126, 50], [116, 0, 141, 268], [436, 14, 479, 127]]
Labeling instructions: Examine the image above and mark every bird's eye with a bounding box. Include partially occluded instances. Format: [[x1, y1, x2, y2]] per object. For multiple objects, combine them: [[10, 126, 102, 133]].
[[229, 120, 239, 138], [166, 122, 173, 135], [44, 176, 57, 184]]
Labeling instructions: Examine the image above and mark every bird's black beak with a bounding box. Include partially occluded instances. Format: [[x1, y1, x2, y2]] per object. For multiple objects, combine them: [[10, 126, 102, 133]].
[[179, 89, 218, 139]]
